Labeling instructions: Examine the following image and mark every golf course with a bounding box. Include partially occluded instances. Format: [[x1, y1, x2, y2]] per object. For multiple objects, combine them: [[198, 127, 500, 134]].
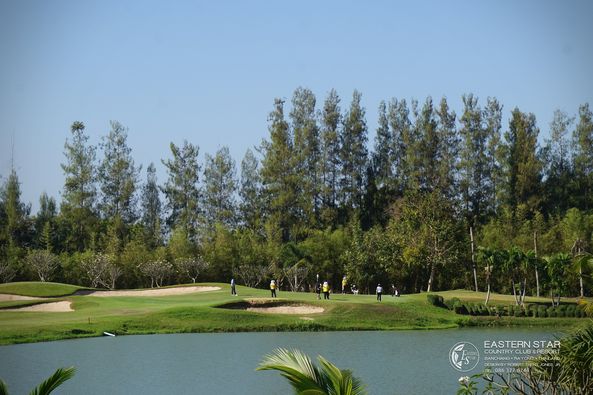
[[0, 281, 588, 345]]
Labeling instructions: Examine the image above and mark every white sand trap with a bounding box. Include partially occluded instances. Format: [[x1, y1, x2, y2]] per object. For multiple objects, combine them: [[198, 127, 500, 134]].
[[247, 305, 324, 314], [9, 301, 73, 312], [86, 286, 220, 297], [0, 294, 39, 301]]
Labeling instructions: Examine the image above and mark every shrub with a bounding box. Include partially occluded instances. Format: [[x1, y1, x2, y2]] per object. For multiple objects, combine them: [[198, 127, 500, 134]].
[[547, 307, 556, 318], [445, 297, 460, 310], [454, 303, 468, 315], [537, 306, 547, 318], [556, 306, 566, 318], [427, 294, 445, 308]]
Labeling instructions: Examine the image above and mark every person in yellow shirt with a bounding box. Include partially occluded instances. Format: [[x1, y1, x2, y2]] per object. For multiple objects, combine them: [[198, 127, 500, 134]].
[[270, 279, 277, 298], [322, 281, 330, 300], [341, 276, 347, 294]]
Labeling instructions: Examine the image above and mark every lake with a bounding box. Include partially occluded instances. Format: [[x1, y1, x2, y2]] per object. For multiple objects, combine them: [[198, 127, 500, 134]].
[[0, 328, 561, 394]]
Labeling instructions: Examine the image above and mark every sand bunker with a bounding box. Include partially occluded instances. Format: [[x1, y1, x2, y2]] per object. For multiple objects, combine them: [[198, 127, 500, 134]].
[[83, 285, 220, 297], [247, 305, 324, 314], [0, 294, 39, 301], [7, 301, 73, 312]]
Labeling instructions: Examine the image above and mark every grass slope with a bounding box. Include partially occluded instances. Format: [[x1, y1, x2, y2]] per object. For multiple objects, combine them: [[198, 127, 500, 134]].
[[0, 282, 86, 297], [0, 283, 587, 345]]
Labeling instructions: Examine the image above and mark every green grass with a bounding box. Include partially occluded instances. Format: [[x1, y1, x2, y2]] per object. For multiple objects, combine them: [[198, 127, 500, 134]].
[[0, 282, 87, 297], [0, 282, 588, 345]]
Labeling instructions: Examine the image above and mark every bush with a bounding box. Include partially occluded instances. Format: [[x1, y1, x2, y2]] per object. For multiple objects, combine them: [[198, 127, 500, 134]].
[[445, 297, 460, 310], [454, 303, 468, 315], [427, 294, 445, 308], [547, 307, 556, 318], [537, 306, 547, 318], [565, 305, 575, 317], [556, 306, 566, 318]]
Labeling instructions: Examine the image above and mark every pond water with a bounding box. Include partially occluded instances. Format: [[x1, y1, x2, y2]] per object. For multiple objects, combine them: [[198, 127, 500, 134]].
[[0, 328, 561, 394]]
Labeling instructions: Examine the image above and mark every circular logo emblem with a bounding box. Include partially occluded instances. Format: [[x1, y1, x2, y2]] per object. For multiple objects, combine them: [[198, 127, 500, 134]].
[[449, 341, 480, 372]]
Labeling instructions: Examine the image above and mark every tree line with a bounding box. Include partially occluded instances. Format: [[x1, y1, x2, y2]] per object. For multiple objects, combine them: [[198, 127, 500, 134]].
[[0, 88, 592, 296]]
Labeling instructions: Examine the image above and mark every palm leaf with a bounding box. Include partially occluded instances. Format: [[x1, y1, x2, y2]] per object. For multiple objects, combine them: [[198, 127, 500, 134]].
[[257, 348, 367, 395], [0, 379, 8, 395], [257, 348, 326, 394], [29, 367, 75, 395]]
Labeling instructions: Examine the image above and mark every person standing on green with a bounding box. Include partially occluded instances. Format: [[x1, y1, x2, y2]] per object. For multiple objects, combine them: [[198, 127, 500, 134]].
[[270, 279, 277, 298], [322, 281, 330, 300], [341, 276, 347, 294], [376, 284, 383, 302]]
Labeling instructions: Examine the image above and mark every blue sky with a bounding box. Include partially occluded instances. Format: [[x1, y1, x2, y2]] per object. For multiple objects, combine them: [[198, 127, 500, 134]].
[[1, 0, 592, 212]]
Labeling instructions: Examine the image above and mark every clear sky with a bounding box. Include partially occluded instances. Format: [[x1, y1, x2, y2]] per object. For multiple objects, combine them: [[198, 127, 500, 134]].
[[1, 0, 592, 212]]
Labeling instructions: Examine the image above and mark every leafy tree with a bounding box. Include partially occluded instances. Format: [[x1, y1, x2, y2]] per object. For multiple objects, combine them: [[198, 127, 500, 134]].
[[0, 259, 16, 283], [25, 250, 60, 282], [393, 190, 463, 292], [503, 108, 542, 213], [544, 252, 571, 306], [98, 121, 140, 224], [161, 140, 201, 239], [176, 256, 208, 283], [80, 252, 121, 289], [61, 121, 97, 251], [140, 163, 162, 248], [139, 259, 173, 288], [257, 348, 367, 395], [202, 146, 237, 228]]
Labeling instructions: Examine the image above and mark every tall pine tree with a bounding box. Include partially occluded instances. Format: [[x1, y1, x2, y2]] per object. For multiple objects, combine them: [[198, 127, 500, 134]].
[[339, 90, 368, 214], [98, 121, 140, 224], [319, 89, 342, 228], [141, 163, 162, 248], [202, 146, 237, 228], [61, 121, 97, 251], [161, 140, 201, 239]]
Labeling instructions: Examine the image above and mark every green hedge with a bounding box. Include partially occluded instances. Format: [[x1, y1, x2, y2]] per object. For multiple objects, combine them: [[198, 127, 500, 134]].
[[426, 294, 445, 308], [443, 297, 586, 319]]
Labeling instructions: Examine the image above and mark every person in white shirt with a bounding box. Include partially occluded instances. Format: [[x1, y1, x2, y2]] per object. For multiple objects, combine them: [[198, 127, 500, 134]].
[[376, 284, 383, 301]]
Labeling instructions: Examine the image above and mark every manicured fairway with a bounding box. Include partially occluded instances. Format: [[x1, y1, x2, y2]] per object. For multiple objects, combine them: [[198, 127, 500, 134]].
[[0, 282, 587, 345]]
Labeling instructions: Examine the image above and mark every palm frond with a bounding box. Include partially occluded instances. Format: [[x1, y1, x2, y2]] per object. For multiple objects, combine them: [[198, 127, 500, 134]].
[[257, 348, 326, 394], [0, 379, 8, 395], [29, 367, 75, 395], [257, 348, 367, 395]]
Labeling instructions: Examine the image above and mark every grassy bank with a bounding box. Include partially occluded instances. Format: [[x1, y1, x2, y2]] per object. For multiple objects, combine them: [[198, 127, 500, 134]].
[[0, 282, 587, 345]]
